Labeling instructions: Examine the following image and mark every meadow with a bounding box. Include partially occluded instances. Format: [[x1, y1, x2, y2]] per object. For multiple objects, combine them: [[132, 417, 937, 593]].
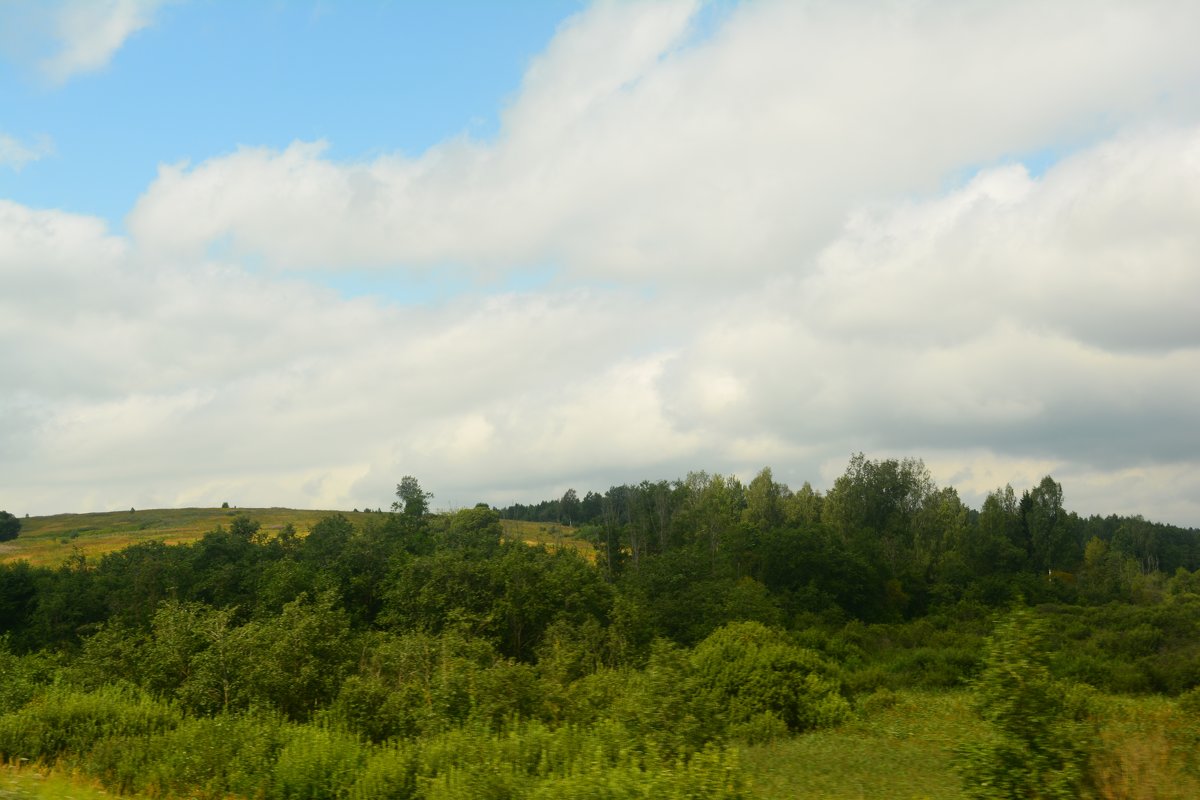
[[1, 509, 592, 568]]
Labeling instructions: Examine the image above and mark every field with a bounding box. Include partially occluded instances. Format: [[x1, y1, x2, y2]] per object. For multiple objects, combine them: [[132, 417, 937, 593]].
[[744, 691, 985, 800], [0, 508, 594, 567], [0, 507, 339, 567], [497, 518, 596, 559], [744, 690, 1200, 800]]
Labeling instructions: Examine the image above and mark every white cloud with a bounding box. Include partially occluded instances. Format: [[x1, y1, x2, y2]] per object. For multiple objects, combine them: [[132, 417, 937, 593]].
[[129, 0, 1200, 284], [4, 1, 1200, 527], [0, 132, 53, 171], [38, 0, 162, 84]]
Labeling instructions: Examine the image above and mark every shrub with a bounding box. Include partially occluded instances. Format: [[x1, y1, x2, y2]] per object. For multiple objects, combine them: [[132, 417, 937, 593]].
[[348, 740, 420, 800], [272, 724, 366, 800], [139, 711, 287, 799], [690, 621, 850, 734], [0, 510, 19, 542], [956, 607, 1099, 799], [0, 684, 180, 763]]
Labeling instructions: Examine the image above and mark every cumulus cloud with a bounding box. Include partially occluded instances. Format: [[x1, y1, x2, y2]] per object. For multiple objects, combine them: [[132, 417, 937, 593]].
[[3, 0, 1200, 526]]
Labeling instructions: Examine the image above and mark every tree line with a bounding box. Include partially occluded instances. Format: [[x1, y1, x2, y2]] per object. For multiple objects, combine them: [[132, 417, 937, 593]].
[[0, 455, 1197, 798]]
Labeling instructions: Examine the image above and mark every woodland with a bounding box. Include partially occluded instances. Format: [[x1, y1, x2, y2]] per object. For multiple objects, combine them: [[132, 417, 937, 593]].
[[0, 454, 1198, 799]]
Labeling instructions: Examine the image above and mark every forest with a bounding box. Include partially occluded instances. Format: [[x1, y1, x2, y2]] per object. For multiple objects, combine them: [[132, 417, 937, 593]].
[[1, 454, 1199, 799]]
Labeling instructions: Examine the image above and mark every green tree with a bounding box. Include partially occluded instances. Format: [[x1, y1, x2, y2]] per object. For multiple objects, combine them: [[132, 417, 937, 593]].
[[957, 607, 1098, 799], [560, 489, 580, 526], [964, 486, 1027, 598], [0, 511, 20, 543], [393, 476, 432, 517], [438, 504, 502, 554], [1024, 476, 1078, 573], [743, 467, 785, 533]]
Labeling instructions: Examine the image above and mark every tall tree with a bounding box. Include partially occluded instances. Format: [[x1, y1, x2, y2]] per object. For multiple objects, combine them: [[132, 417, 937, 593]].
[[393, 476, 433, 518], [560, 488, 580, 526], [1024, 476, 1076, 573]]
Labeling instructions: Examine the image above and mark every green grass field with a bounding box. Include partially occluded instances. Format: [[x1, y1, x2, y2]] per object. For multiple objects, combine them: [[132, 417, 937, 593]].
[[743, 689, 1200, 800], [1, 508, 594, 568], [744, 690, 984, 800]]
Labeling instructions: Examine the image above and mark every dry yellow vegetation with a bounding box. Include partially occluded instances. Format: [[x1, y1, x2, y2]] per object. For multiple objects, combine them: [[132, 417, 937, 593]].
[[0, 507, 337, 568]]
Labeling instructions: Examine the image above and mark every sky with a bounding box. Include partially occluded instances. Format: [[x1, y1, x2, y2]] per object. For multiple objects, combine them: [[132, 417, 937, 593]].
[[2, 0, 1199, 526]]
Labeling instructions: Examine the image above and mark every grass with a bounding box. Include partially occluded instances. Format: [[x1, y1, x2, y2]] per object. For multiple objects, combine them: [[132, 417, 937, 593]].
[[1090, 694, 1200, 800], [500, 519, 596, 560], [743, 689, 1200, 800], [0, 507, 339, 568], [0, 764, 136, 799], [2, 509, 595, 568], [743, 690, 984, 800]]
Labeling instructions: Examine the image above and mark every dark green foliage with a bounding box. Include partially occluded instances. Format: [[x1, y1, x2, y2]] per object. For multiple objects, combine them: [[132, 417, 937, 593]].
[[0, 510, 20, 541], [0, 561, 37, 640]]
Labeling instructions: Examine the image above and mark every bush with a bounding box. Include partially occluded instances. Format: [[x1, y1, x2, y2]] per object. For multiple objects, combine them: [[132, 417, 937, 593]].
[[956, 607, 1099, 799], [690, 621, 850, 734], [273, 724, 366, 800], [349, 740, 420, 800], [0, 510, 19, 542], [0, 684, 180, 763], [0, 640, 57, 715]]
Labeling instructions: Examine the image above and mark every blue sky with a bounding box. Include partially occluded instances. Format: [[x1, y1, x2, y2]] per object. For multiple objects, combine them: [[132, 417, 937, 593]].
[[2, 0, 1200, 525], [1, 1, 583, 227]]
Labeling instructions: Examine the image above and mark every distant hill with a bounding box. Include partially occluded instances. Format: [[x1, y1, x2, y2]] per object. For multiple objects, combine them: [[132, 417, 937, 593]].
[[0, 507, 592, 567]]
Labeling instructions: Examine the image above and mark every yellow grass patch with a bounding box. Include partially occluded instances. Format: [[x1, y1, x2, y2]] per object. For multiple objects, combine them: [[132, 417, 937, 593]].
[[500, 519, 596, 561], [3, 509, 596, 568], [2, 507, 340, 568]]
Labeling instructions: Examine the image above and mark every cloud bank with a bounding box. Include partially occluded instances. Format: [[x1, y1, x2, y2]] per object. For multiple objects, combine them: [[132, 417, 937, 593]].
[[2, 0, 1200, 526]]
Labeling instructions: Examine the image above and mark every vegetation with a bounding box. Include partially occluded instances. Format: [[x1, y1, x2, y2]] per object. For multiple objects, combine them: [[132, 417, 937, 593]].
[[0, 461, 1197, 798], [0, 510, 19, 543]]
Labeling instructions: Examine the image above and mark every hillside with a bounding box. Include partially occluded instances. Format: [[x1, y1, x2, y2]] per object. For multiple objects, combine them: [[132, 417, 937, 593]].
[[0, 507, 592, 567]]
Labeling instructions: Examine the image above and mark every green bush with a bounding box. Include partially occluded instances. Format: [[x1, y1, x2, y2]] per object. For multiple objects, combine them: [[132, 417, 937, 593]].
[[273, 723, 366, 800], [956, 607, 1099, 799], [348, 740, 420, 800], [0, 640, 57, 715], [0, 683, 179, 763], [690, 621, 850, 734], [81, 710, 286, 798]]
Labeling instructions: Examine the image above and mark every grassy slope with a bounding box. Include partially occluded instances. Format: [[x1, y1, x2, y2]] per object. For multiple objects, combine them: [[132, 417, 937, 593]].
[[744, 690, 1200, 800], [499, 518, 596, 560], [0, 507, 340, 567], [744, 691, 984, 800], [1, 509, 593, 567]]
